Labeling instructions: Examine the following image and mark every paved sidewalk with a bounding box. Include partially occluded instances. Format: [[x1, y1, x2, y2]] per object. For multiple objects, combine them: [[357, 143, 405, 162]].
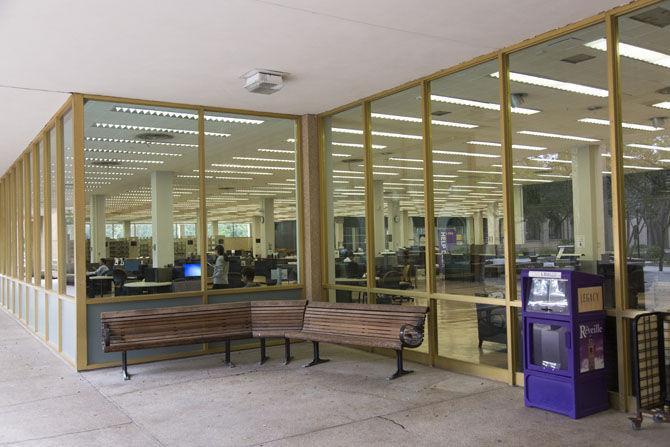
[[0, 309, 666, 446]]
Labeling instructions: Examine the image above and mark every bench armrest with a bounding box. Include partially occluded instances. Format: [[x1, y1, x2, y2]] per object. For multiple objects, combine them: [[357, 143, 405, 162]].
[[400, 320, 425, 348]]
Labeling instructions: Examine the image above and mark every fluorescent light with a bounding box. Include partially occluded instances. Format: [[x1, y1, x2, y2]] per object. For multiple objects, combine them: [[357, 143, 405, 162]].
[[389, 157, 422, 163], [537, 173, 572, 179], [85, 136, 197, 148], [258, 148, 295, 154], [433, 150, 499, 158], [653, 102, 670, 110], [211, 164, 294, 171], [433, 160, 462, 165], [332, 142, 387, 149], [82, 157, 163, 164], [527, 157, 572, 164], [371, 112, 478, 129], [623, 165, 663, 171], [491, 164, 551, 171], [578, 118, 663, 132], [94, 122, 228, 137], [332, 127, 422, 140], [451, 185, 496, 189], [433, 174, 458, 178], [467, 140, 546, 151], [517, 130, 599, 142], [333, 175, 364, 179], [113, 106, 264, 124], [201, 169, 273, 176], [232, 157, 294, 163], [372, 164, 423, 171], [601, 153, 638, 160], [430, 94, 540, 115], [515, 178, 552, 183], [458, 169, 501, 175], [585, 38, 670, 69], [332, 153, 350, 157], [626, 143, 670, 153], [491, 72, 608, 97], [84, 148, 182, 157]]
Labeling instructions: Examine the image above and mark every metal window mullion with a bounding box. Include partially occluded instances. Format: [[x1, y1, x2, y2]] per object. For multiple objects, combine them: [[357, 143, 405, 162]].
[[498, 52, 517, 386], [363, 101, 376, 297], [56, 116, 66, 296], [198, 109, 207, 297], [73, 94, 88, 369], [605, 13, 631, 412], [32, 144, 41, 288]]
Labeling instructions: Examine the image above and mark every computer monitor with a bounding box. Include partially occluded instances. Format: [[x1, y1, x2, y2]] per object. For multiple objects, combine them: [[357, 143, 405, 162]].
[[124, 259, 140, 273], [183, 263, 201, 278]]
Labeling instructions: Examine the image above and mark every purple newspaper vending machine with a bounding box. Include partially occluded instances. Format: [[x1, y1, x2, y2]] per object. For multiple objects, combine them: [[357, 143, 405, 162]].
[[521, 269, 608, 419]]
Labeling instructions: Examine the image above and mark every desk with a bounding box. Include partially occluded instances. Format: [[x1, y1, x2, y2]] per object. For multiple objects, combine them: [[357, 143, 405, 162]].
[[124, 281, 173, 294]]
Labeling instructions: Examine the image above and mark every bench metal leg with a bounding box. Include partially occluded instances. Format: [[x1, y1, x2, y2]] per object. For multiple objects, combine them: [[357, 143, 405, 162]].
[[304, 341, 329, 367], [259, 338, 269, 365], [223, 339, 235, 367], [283, 338, 293, 365], [122, 351, 131, 381], [388, 349, 413, 380]]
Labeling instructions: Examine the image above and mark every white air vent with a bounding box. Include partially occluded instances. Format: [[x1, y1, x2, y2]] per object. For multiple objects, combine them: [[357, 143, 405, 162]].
[[242, 69, 285, 95]]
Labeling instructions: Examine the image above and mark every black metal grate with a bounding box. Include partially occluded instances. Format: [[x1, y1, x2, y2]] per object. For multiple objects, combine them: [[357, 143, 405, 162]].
[[632, 313, 668, 411]]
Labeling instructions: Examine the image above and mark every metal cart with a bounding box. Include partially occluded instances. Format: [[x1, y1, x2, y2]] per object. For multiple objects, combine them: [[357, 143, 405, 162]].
[[629, 312, 670, 430]]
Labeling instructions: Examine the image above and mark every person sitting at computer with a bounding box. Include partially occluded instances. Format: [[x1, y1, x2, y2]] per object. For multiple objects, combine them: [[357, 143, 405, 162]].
[[87, 258, 111, 277], [241, 267, 260, 287], [342, 249, 354, 263], [209, 244, 229, 289]]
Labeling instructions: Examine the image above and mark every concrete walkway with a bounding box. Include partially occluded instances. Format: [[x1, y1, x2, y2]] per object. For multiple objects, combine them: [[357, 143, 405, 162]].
[[0, 310, 667, 446]]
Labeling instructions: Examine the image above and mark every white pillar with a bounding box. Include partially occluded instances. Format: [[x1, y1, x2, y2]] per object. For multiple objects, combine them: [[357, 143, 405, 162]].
[[473, 211, 484, 245], [252, 216, 263, 257], [211, 220, 219, 238], [572, 144, 605, 271], [373, 180, 385, 253], [123, 220, 131, 238], [334, 218, 344, 249], [90, 194, 106, 262], [465, 217, 474, 244], [151, 171, 174, 267], [387, 199, 401, 250], [485, 203, 499, 245], [400, 210, 412, 247], [260, 198, 275, 255], [514, 185, 526, 245]]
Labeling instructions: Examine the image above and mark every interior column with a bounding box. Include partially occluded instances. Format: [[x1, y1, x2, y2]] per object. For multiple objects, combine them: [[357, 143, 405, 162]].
[[260, 197, 275, 256], [514, 185, 525, 245], [123, 220, 131, 238], [387, 199, 401, 250], [400, 210, 412, 247], [252, 216, 262, 257], [151, 171, 174, 268], [373, 180, 385, 254], [334, 217, 344, 249], [571, 144, 605, 272], [90, 194, 106, 262], [473, 211, 484, 245]]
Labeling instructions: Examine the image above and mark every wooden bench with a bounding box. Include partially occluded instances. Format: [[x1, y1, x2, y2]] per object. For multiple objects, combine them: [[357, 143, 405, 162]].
[[285, 302, 427, 380], [101, 302, 252, 379], [250, 300, 307, 364]]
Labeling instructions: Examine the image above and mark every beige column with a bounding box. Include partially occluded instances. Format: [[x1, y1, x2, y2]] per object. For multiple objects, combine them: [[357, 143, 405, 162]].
[[514, 185, 525, 245], [387, 199, 401, 250], [373, 180, 385, 253], [571, 144, 605, 272], [89, 194, 106, 262], [151, 171, 174, 268], [123, 220, 131, 238], [301, 114, 323, 301], [473, 211, 484, 245]]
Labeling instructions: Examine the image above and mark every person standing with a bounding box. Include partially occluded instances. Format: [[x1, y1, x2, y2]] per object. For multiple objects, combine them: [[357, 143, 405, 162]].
[[210, 244, 229, 289]]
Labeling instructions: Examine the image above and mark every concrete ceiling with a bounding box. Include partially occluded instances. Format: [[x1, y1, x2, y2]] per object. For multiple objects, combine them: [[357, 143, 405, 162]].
[[0, 0, 629, 175]]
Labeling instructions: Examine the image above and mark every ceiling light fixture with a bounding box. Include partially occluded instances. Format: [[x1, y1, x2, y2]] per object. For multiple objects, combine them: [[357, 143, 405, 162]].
[[113, 106, 264, 124], [527, 157, 572, 164], [491, 72, 608, 97], [627, 143, 670, 152], [491, 164, 552, 170], [258, 148, 295, 154], [537, 173, 572, 179], [433, 150, 500, 158], [332, 142, 387, 149], [371, 112, 478, 128], [467, 140, 546, 151], [232, 156, 294, 163], [578, 117, 663, 131], [211, 163, 294, 171], [653, 101, 670, 110], [84, 148, 182, 157], [517, 130, 599, 142], [585, 38, 670, 69], [94, 122, 229, 137], [85, 136, 197, 148], [430, 94, 540, 115]]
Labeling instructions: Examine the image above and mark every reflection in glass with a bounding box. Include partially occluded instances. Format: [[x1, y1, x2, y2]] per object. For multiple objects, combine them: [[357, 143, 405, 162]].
[[619, 1, 670, 310], [509, 24, 614, 306]]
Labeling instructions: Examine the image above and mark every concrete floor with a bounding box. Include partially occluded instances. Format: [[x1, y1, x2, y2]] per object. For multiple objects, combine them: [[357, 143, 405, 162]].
[[0, 310, 667, 447]]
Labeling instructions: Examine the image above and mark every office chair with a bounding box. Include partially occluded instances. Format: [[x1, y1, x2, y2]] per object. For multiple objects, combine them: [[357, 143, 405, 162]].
[[228, 272, 244, 288], [112, 269, 128, 296]]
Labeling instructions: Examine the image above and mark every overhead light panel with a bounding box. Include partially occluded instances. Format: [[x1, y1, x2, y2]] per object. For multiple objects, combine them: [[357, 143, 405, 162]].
[[491, 72, 608, 97], [430, 94, 540, 115], [332, 142, 387, 149], [371, 112, 478, 128], [626, 143, 670, 152], [433, 150, 499, 158], [113, 106, 264, 124], [578, 117, 663, 131], [653, 101, 670, 110], [585, 38, 670, 69], [467, 140, 546, 151], [258, 148, 295, 154], [517, 130, 599, 142], [232, 156, 294, 163]]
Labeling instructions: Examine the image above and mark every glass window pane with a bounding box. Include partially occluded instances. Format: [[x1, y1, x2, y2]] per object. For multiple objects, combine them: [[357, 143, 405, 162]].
[[39, 141, 45, 286], [323, 106, 368, 301], [83, 100, 199, 297], [619, 1, 670, 310], [430, 60, 505, 298], [370, 86, 426, 293], [509, 23, 613, 306], [204, 111, 298, 290], [50, 126, 58, 292]]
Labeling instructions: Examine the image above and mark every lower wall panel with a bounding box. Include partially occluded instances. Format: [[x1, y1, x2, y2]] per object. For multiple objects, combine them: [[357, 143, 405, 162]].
[[47, 293, 59, 348], [37, 289, 46, 336], [61, 300, 76, 361]]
